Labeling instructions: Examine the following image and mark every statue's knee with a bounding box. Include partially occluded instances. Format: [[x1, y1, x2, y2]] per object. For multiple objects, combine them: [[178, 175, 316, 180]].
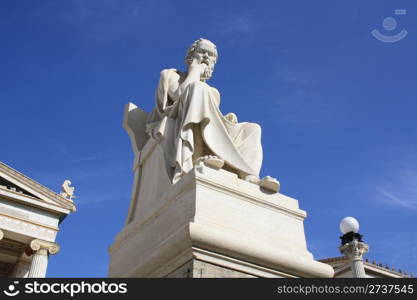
[[250, 123, 262, 138], [184, 81, 210, 106]]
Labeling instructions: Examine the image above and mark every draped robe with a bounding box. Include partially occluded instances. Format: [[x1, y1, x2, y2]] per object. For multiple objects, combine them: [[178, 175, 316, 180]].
[[146, 69, 263, 183]]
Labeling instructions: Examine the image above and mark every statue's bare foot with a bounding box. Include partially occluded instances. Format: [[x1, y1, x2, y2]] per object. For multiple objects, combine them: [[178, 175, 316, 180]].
[[198, 155, 224, 170], [259, 176, 280, 193]]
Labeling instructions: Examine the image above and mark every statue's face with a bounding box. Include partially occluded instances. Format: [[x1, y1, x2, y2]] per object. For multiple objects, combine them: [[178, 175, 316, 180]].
[[192, 41, 217, 80], [192, 41, 217, 67]]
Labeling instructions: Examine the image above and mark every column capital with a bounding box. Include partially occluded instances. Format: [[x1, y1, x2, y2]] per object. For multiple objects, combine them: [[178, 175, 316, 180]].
[[339, 239, 369, 260], [30, 239, 60, 255], [0, 229, 3, 240]]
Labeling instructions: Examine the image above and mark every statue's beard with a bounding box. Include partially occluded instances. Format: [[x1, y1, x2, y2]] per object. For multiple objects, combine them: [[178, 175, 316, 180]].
[[201, 63, 214, 81]]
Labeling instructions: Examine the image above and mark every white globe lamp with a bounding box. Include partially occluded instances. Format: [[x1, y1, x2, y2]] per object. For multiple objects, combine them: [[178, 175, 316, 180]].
[[340, 217, 359, 234]]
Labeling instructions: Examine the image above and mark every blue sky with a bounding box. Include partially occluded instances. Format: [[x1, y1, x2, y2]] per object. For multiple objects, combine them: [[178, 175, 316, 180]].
[[1, 0, 416, 277]]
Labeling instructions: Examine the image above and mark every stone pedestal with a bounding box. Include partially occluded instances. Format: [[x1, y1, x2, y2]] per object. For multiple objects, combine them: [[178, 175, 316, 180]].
[[108, 139, 334, 278]]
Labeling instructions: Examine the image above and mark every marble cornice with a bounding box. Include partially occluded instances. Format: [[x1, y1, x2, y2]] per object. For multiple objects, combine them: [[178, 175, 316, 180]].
[[0, 213, 57, 242], [0, 161, 76, 212]]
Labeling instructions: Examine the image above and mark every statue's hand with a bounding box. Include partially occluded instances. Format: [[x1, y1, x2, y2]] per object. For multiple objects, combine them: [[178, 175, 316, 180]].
[[189, 58, 206, 77], [225, 112, 238, 124]]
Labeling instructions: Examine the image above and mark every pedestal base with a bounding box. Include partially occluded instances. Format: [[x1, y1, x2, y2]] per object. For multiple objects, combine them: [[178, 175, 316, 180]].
[[166, 259, 256, 278], [108, 140, 333, 278]]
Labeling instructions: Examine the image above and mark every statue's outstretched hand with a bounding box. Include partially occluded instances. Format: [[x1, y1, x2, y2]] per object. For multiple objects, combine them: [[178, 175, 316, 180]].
[[225, 112, 238, 124]]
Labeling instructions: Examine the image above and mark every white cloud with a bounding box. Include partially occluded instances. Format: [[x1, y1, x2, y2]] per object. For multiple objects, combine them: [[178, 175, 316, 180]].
[[31, 0, 170, 43], [376, 169, 417, 210], [370, 232, 417, 276], [270, 67, 328, 125], [215, 13, 258, 48], [75, 194, 126, 205], [275, 68, 316, 87], [222, 15, 254, 34]]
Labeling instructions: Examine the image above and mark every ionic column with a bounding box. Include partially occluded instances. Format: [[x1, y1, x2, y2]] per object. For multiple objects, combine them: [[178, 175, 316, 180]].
[[28, 239, 60, 278], [339, 239, 369, 278]]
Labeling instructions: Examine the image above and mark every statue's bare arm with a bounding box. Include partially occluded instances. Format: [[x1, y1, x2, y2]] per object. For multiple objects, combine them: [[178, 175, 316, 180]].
[[167, 59, 207, 103]]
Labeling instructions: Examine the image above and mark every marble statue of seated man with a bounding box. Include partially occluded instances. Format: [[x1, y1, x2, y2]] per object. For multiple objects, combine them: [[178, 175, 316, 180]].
[[145, 38, 279, 192]]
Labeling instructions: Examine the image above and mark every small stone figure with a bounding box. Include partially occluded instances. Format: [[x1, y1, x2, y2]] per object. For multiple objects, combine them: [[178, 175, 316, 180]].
[[60, 180, 75, 200]]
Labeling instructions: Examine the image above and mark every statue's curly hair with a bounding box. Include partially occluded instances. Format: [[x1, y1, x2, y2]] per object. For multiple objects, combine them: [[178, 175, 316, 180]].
[[185, 38, 218, 66]]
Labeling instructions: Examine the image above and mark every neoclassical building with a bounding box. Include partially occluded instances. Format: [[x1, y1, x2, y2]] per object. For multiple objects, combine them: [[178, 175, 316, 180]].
[[0, 161, 76, 277], [321, 256, 413, 278]]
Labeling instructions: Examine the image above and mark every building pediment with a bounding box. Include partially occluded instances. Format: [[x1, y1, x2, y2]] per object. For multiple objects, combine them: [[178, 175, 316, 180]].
[[0, 162, 76, 214]]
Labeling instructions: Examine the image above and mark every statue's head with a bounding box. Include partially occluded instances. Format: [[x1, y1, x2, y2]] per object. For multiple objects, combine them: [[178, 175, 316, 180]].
[[185, 38, 218, 81]]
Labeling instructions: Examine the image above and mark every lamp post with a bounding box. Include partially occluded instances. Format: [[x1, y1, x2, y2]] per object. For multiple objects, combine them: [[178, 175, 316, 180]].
[[339, 217, 369, 278]]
